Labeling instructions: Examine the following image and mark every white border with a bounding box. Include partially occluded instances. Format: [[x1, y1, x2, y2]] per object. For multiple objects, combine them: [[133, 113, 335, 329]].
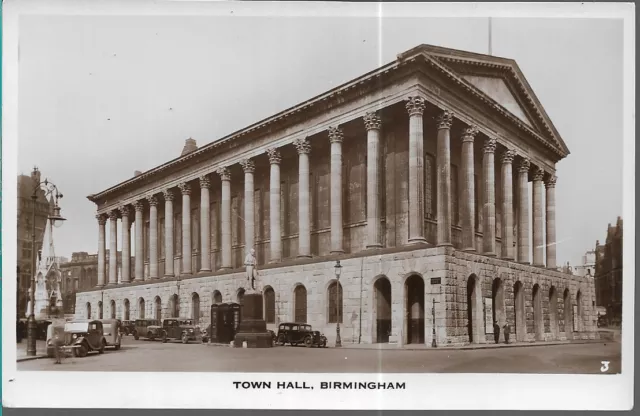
[[2, 0, 635, 410]]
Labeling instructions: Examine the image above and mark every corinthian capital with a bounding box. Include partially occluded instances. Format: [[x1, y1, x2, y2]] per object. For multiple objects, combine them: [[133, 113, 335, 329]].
[[533, 167, 545, 181], [436, 110, 454, 130], [199, 175, 211, 189], [461, 126, 479, 143], [328, 127, 343, 144], [146, 195, 158, 206], [501, 150, 516, 165], [133, 200, 145, 213], [293, 138, 311, 154], [363, 112, 382, 131], [217, 167, 231, 181], [405, 96, 426, 117], [108, 210, 119, 221], [119, 205, 131, 218], [266, 148, 281, 165], [545, 175, 557, 189], [96, 214, 107, 226], [518, 158, 531, 174], [178, 182, 191, 195], [163, 189, 175, 202], [239, 159, 255, 174], [483, 138, 497, 154]]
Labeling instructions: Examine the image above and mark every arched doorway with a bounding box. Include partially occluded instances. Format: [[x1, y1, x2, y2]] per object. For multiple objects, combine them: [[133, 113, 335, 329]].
[[466, 274, 484, 344], [191, 293, 200, 324], [491, 278, 506, 327], [294, 285, 307, 323], [263, 286, 276, 324], [86, 302, 92, 319], [98, 301, 103, 319], [212, 290, 222, 305], [513, 281, 526, 342], [237, 288, 246, 305], [110, 300, 116, 319], [373, 277, 392, 344], [154, 296, 162, 320], [170, 294, 179, 318], [532, 284, 543, 341], [549, 286, 558, 339], [327, 281, 343, 324], [138, 297, 145, 319], [405, 275, 424, 345], [123, 299, 130, 321], [576, 290, 583, 332], [563, 289, 573, 336]]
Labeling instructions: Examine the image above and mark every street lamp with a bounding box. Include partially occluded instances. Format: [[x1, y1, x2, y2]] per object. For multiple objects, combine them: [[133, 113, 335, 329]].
[[26, 167, 65, 357], [334, 260, 342, 348]]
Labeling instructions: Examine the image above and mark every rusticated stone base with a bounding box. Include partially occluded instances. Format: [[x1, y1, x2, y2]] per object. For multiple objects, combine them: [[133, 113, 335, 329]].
[[233, 293, 273, 348]]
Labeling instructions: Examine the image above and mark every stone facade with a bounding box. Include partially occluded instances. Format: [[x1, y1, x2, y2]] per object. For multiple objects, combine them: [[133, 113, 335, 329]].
[[76, 44, 597, 345], [595, 217, 623, 324]]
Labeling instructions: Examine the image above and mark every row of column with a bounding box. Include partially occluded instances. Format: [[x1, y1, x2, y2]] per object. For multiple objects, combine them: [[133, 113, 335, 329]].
[[94, 95, 558, 287]]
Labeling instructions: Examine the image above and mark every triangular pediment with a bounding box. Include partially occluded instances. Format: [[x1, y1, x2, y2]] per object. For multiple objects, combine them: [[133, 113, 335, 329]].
[[461, 75, 534, 128]]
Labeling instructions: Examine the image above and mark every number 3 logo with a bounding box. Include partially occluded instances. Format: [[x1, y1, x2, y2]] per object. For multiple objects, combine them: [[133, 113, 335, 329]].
[[601, 361, 610, 372]]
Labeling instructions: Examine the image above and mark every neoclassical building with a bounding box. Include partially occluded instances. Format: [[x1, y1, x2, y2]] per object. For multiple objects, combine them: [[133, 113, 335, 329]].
[[76, 44, 597, 346]]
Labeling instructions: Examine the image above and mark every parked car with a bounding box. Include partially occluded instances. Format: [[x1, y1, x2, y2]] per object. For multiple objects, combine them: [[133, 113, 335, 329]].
[[99, 319, 123, 350], [132, 319, 160, 340], [276, 322, 327, 348], [159, 318, 201, 344], [64, 320, 106, 357], [121, 320, 136, 335]]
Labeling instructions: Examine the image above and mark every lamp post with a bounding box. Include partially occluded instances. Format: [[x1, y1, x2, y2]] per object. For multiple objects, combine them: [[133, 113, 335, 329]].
[[26, 167, 65, 357], [334, 260, 342, 348], [431, 298, 437, 348]]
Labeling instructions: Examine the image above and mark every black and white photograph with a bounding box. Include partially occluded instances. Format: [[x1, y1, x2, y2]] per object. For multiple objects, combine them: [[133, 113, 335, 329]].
[[2, 0, 634, 411]]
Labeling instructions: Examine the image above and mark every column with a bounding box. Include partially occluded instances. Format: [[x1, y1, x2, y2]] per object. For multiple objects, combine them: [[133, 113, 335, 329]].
[[436, 109, 453, 246], [199, 176, 211, 272], [107, 210, 118, 285], [163, 189, 175, 277], [134, 200, 144, 281], [545, 175, 557, 269], [147, 195, 159, 279], [364, 113, 382, 248], [240, 159, 255, 254], [532, 167, 545, 267], [328, 127, 344, 253], [460, 126, 478, 251], [406, 96, 427, 244], [501, 150, 515, 260], [267, 148, 282, 263], [179, 182, 192, 274], [482, 138, 497, 256], [120, 205, 131, 283], [517, 158, 531, 264], [217, 168, 232, 270], [96, 214, 106, 287], [294, 137, 311, 258]]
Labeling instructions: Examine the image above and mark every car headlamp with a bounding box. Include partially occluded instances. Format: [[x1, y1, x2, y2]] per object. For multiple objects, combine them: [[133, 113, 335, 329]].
[[72, 334, 77, 339]]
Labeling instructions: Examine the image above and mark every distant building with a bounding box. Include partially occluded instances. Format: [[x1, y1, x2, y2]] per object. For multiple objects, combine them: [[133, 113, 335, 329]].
[[574, 250, 596, 278], [16, 169, 53, 318], [59, 250, 124, 315], [594, 217, 623, 324]]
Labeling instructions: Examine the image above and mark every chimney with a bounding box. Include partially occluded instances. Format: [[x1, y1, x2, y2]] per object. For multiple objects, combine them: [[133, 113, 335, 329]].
[[134, 170, 142, 177], [181, 138, 198, 156]]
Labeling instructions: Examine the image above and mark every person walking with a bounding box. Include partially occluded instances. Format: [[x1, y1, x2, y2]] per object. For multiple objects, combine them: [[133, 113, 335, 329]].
[[52, 334, 63, 364], [493, 320, 500, 344], [503, 323, 511, 344]]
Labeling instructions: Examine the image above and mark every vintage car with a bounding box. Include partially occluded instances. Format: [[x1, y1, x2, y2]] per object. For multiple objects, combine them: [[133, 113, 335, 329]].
[[99, 319, 123, 350], [121, 320, 136, 336], [64, 320, 106, 357], [276, 322, 327, 348], [132, 319, 161, 340], [157, 318, 201, 344], [45, 323, 67, 358]]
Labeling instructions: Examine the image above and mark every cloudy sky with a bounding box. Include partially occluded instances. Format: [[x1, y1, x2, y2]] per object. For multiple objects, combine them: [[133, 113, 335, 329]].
[[17, 8, 624, 267]]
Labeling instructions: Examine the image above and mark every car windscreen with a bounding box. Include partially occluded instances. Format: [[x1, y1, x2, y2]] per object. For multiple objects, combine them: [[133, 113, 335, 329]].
[[64, 322, 89, 332]]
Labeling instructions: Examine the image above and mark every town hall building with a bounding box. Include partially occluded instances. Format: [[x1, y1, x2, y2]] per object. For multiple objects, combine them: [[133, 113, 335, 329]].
[[75, 44, 597, 346]]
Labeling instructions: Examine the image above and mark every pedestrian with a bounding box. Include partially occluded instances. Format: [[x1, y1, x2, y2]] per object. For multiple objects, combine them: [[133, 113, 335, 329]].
[[492, 320, 500, 344], [52, 334, 63, 364], [503, 323, 511, 344]]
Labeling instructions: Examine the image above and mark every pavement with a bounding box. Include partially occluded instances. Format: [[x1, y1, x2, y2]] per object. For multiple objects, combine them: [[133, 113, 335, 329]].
[[16, 340, 48, 362], [17, 335, 621, 374]]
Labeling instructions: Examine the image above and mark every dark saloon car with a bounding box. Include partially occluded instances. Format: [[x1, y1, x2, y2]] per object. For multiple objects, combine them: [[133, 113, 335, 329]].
[[276, 322, 327, 348], [64, 320, 106, 357], [158, 318, 201, 344], [132, 319, 161, 340], [121, 320, 136, 335]]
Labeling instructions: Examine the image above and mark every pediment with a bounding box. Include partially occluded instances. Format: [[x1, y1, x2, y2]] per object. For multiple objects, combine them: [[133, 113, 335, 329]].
[[461, 75, 534, 128]]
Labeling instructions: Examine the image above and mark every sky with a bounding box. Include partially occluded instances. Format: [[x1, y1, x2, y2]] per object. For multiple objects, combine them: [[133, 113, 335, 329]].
[[17, 12, 624, 267]]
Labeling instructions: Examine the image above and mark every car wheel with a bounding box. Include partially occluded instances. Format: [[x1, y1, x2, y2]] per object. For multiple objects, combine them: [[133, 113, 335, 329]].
[[277, 334, 286, 346], [115, 342, 121, 351], [323, 340, 327, 348], [77, 343, 88, 358], [133, 331, 139, 340], [98, 339, 106, 354], [181, 334, 188, 344], [291, 342, 298, 347], [304, 336, 313, 348]]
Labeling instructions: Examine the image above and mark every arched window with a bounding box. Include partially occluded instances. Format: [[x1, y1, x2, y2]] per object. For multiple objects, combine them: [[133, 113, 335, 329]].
[[98, 301, 103, 319], [191, 293, 200, 324], [123, 299, 130, 320], [264, 287, 276, 324], [212, 290, 222, 305], [154, 297, 162, 320], [86, 302, 92, 319], [138, 297, 146, 319], [170, 294, 179, 318], [327, 281, 343, 323], [237, 288, 245, 305], [294, 285, 307, 323], [110, 300, 116, 319]]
